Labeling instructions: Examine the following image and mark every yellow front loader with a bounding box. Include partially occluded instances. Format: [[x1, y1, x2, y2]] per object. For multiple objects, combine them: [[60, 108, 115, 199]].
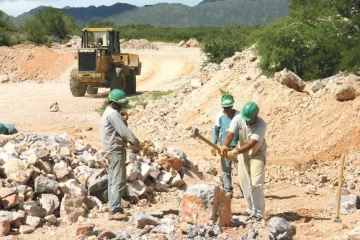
[[70, 28, 141, 97]]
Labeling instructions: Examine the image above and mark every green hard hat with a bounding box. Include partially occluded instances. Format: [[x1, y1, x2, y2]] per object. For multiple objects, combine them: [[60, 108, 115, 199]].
[[0, 124, 5, 134], [241, 102, 259, 121], [108, 89, 128, 105], [221, 94, 234, 108]]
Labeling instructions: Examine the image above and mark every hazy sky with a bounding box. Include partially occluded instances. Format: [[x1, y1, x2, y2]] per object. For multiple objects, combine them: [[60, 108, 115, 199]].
[[0, 0, 203, 17]]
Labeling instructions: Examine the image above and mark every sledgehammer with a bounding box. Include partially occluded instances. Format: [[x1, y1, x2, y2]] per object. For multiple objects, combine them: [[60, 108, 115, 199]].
[[333, 154, 346, 223], [191, 128, 238, 163]]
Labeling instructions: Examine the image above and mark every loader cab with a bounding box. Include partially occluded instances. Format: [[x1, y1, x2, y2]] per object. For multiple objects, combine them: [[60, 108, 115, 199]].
[[81, 27, 120, 54]]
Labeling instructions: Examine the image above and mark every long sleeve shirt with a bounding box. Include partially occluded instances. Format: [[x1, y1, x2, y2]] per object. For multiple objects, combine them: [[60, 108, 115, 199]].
[[100, 106, 140, 154]]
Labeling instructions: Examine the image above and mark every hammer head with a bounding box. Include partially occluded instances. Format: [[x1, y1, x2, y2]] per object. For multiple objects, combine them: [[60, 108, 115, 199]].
[[191, 128, 199, 139], [332, 217, 342, 223]]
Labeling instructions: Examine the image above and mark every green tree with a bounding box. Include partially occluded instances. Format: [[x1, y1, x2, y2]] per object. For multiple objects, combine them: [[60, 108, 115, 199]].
[[63, 15, 78, 36], [35, 8, 67, 39], [253, 0, 360, 80], [202, 25, 251, 64], [334, 0, 360, 26], [0, 11, 20, 46], [23, 17, 48, 44]]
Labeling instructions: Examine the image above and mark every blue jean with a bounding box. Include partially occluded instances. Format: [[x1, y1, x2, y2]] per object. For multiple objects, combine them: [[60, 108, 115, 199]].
[[107, 151, 126, 213], [221, 147, 238, 195]]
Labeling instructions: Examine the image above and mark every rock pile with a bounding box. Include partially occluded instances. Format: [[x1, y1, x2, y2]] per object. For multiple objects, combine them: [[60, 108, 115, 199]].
[[0, 133, 188, 236], [178, 38, 200, 48], [120, 39, 159, 50]]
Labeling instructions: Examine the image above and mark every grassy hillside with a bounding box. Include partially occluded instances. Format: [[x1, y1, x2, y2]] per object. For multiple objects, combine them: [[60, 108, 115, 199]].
[[10, 0, 288, 27]]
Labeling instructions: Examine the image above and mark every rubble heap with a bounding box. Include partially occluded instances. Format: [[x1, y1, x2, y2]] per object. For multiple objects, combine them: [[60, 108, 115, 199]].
[[120, 39, 159, 50], [0, 133, 187, 235]]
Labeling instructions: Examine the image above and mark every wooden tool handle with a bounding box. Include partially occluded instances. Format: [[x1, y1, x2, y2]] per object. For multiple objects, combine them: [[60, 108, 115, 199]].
[[335, 154, 345, 218]]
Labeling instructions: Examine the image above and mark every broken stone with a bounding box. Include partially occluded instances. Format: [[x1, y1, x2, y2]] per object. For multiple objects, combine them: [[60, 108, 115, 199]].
[[138, 162, 151, 181], [268, 216, 296, 240], [49, 102, 59, 112], [125, 180, 147, 197], [274, 69, 306, 92], [19, 225, 34, 234], [36, 159, 52, 173], [332, 194, 360, 214], [0, 216, 10, 236], [53, 161, 70, 179], [59, 194, 86, 223], [129, 212, 160, 229], [0, 75, 10, 84], [157, 171, 173, 184], [44, 214, 57, 225], [179, 184, 232, 227], [311, 82, 325, 93], [87, 169, 108, 195], [59, 179, 87, 196], [148, 163, 161, 179], [0, 211, 24, 223], [115, 230, 131, 240], [336, 85, 356, 101], [39, 194, 60, 215], [170, 173, 185, 188], [127, 162, 140, 182], [304, 184, 317, 195], [0, 188, 15, 199], [2, 193, 21, 209], [74, 165, 93, 186], [157, 152, 182, 172], [85, 196, 103, 210], [35, 177, 59, 194], [24, 205, 47, 218], [25, 215, 42, 228]]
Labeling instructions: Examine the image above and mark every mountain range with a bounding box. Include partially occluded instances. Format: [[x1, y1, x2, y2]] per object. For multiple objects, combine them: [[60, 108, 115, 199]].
[[2, 0, 289, 27]]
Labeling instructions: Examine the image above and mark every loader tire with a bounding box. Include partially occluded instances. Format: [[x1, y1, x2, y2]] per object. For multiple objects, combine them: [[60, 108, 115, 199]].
[[125, 69, 136, 94], [87, 86, 98, 95], [110, 69, 126, 91], [70, 69, 86, 97]]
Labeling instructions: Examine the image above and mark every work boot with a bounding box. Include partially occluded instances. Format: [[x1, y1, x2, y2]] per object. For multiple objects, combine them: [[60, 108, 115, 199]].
[[250, 213, 262, 221], [108, 212, 128, 221], [239, 210, 251, 217]]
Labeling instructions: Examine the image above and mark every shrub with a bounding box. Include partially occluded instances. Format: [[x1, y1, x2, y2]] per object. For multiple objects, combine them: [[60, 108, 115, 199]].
[[202, 25, 251, 64], [23, 18, 48, 45]]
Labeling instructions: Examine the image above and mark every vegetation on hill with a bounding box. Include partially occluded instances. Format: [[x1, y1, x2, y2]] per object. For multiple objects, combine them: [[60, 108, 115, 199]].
[[8, 0, 289, 28], [22, 8, 78, 45], [254, 0, 360, 80], [0, 11, 22, 45], [106, 0, 289, 27]]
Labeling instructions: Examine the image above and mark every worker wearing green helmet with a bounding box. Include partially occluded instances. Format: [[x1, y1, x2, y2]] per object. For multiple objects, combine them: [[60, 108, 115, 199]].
[[0, 123, 18, 135], [211, 93, 241, 198], [100, 89, 140, 221], [221, 101, 267, 221]]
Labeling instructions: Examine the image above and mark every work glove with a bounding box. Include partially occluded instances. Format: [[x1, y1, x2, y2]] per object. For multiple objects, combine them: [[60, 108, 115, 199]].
[[220, 145, 229, 156], [224, 149, 239, 163], [211, 148, 217, 156]]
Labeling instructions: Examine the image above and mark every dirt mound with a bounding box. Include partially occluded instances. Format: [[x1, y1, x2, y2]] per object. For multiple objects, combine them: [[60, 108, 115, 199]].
[[120, 39, 159, 50], [127, 47, 360, 164], [0, 45, 75, 83]]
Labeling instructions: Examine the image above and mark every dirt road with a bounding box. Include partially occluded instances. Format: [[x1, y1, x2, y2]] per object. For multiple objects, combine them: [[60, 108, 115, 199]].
[[0, 44, 202, 143]]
